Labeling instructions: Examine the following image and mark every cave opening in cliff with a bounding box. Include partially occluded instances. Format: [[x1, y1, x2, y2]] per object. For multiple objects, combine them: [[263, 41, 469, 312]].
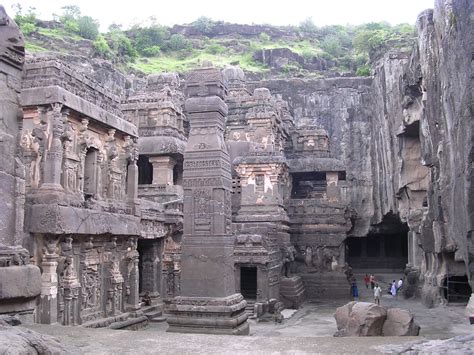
[[240, 266, 257, 300], [442, 275, 472, 303], [346, 213, 409, 270], [138, 155, 153, 184], [291, 171, 326, 198]]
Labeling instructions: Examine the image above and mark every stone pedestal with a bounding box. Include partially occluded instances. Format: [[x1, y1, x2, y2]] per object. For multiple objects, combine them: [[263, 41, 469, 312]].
[[165, 64, 248, 335], [279, 276, 305, 308], [166, 294, 249, 335], [150, 156, 176, 185]]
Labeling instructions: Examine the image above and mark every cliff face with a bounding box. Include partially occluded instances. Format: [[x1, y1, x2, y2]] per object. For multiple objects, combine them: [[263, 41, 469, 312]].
[[370, 0, 473, 305], [250, 0, 472, 306]]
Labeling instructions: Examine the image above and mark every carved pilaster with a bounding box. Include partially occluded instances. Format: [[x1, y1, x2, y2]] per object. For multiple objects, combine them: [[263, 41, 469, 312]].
[[125, 237, 140, 311], [41, 103, 65, 190], [38, 236, 59, 324]]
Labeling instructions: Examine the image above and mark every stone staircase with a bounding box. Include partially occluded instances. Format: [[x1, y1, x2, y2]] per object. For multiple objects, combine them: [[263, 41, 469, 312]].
[[300, 272, 350, 300], [245, 300, 255, 317], [142, 303, 167, 323]]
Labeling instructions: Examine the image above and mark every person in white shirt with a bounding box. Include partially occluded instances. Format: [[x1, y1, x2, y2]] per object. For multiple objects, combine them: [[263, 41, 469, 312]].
[[397, 278, 403, 292], [374, 284, 382, 305]]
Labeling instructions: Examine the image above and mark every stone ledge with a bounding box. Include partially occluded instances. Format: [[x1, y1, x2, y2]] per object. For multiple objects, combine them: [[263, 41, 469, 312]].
[[21, 86, 138, 137], [26, 204, 140, 235]]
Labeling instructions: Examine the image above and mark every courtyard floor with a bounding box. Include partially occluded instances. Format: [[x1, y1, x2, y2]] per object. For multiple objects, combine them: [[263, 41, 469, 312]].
[[24, 285, 473, 354]]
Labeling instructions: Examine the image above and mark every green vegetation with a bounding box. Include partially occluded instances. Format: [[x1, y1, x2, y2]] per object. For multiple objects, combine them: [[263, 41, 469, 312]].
[[13, 4, 416, 77], [12, 4, 37, 34], [25, 42, 47, 52], [92, 34, 112, 59]]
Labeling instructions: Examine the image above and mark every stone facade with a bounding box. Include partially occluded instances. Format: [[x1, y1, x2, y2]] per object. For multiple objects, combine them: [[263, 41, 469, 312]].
[[0, 0, 471, 334]]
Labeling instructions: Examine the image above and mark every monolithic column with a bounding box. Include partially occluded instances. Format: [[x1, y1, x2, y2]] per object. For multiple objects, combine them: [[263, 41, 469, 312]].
[[165, 63, 248, 335], [149, 156, 176, 185]]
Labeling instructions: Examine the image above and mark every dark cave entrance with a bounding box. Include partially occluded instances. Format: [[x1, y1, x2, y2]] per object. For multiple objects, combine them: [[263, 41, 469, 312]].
[[138, 155, 153, 185], [291, 171, 326, 198], [346, 213, 409, 271], [240, 266, 257, 300], [442, 275, 472, 303]]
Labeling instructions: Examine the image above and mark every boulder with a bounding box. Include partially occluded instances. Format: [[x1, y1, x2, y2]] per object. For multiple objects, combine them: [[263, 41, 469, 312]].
[[382, 308, 420, 336], [0, 324, 75, 354], [346, 302, 387, 336], [334, 301, 356, 330], [335, 302, 423, 337]]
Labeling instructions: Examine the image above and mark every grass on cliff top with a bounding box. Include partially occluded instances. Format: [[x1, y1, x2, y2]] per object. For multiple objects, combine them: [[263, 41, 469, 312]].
[[25, 41, 48, 53], [130, 50, 269, 74], [37, 27, 83, 42]]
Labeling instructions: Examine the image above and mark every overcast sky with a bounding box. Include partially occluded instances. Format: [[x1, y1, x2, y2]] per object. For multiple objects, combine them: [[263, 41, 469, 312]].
[[3, 0, 435, 30]]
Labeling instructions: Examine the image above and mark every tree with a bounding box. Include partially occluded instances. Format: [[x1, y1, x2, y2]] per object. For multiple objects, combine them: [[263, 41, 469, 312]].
[[93, 34, 112, 58], [299, 17, 317, 33], [168, 34, 191, 51], [60, 5, 81, 22], [12, 4, 37, 34], [110, 29, 138, 60], [60, 5, 81, 34], [321, 34, 344, 57], [193, 16, 215, 35], [78, 16, 99, 40], [132, 24, 169, 54]]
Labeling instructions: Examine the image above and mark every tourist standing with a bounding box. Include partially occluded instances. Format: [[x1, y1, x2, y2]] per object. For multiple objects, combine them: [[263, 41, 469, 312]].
[[374, 283, 382, 305], [370, 274, 375, 289], [391, 280, 397, 296], [397, 278, 403, 292], [351, 278, 359, 299], [364, 274, 370, 289]]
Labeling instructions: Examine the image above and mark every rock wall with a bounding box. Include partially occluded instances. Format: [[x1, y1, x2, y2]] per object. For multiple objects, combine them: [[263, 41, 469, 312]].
[[251, 0, 473, 307], [370, 0, 473, 305]]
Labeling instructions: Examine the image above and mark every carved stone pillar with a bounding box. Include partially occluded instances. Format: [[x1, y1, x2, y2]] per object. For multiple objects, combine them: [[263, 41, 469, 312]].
[[149, 156, 176, 185], [165, 64, 248, 335], [39, 237, 59, 324], [125, 136, 140, 215], [40, 103, 65, 192], [61, 255, 80, 325], [126, 237, 140, 311], [107, 256, 124, 317]]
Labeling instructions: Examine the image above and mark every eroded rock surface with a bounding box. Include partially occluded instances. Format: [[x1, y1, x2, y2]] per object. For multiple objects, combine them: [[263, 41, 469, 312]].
[[334, 302, 420, 337], [0, 323, 74, 354]]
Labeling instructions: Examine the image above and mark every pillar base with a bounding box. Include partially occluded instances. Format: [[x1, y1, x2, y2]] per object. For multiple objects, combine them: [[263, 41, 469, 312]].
[[280, 276, 305, 308], [165, 293, 249, 335]]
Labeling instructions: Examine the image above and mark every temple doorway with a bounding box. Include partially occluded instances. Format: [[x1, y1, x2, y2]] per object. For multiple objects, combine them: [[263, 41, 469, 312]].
[[137, 239, 162, 298], [240, 266, 257, 300]]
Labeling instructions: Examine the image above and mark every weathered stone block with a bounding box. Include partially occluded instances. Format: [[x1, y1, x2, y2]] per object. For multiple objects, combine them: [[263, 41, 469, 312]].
[[0, 265, 41, 299], [382, 308, 420, 336]]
